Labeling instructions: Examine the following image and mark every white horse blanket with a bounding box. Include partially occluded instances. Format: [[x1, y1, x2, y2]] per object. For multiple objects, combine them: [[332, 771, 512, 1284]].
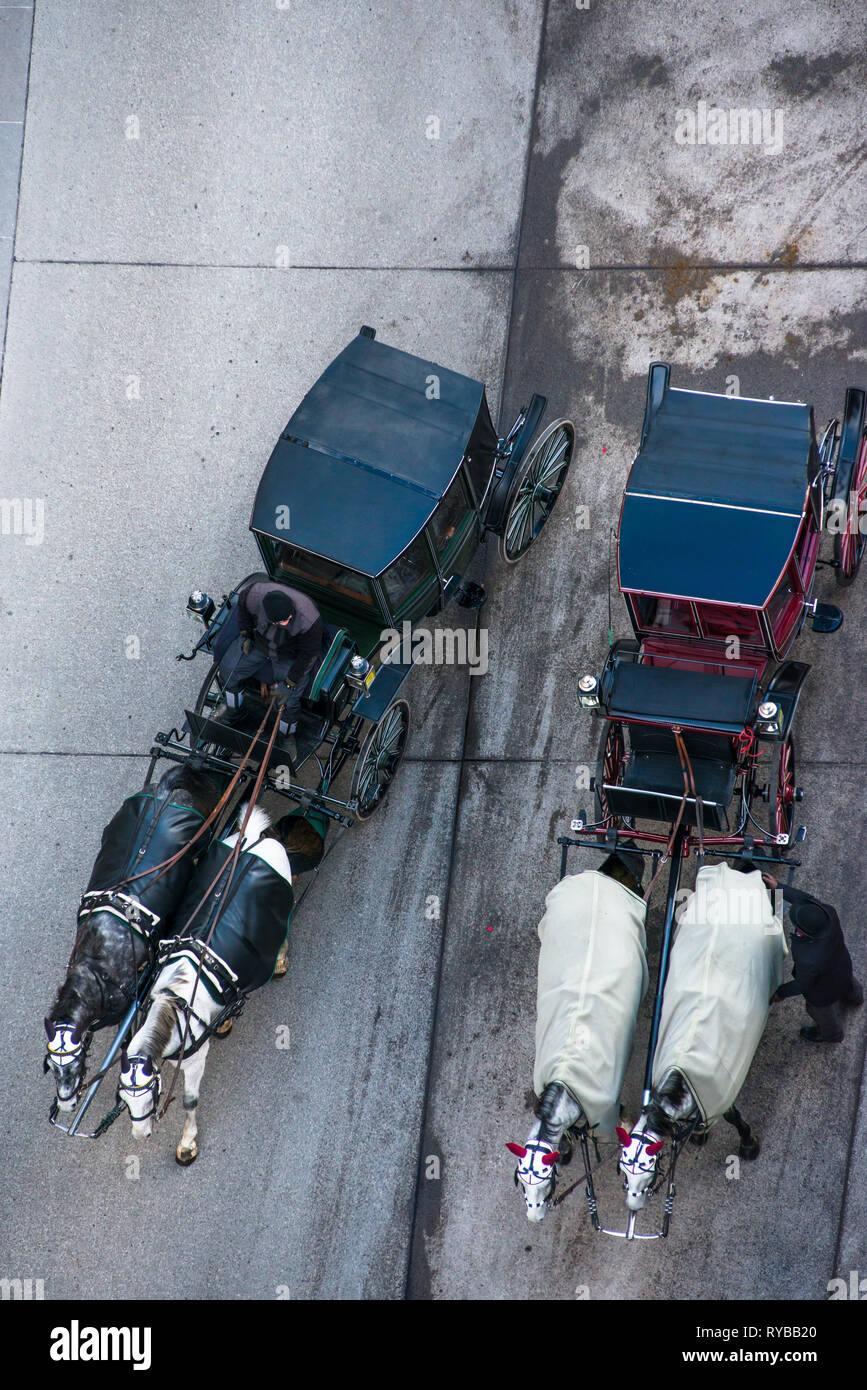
[[534, 871, 649, 1135], [652, 864, 787, 1124]]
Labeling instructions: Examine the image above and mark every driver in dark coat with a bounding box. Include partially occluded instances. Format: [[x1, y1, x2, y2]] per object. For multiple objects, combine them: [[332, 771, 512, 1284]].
[[218, 581, 322, 736], [763, 875, 863, 1042]]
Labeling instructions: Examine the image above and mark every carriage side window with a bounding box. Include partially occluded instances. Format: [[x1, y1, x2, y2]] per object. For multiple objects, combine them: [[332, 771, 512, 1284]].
[[463, 448, 495, 508], [698, 605, 762, 643], [649, 598, 697, 635], [275, 543, 376, 606], [428, 474, 474, 557], [765, 560, 803, 651], [381, 533, 437, 612]]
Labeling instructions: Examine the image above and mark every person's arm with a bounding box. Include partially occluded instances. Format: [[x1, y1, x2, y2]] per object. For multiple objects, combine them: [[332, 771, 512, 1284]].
[[237, 586, 255, 640], [779, 884, 817, 909], [284, 621, 323, 685]]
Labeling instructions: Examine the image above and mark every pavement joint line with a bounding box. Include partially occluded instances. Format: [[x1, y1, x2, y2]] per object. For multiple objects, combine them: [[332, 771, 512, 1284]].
[[0, 0, 32, 399], [401, 0, 551, 1301], [13, 259, 867, 272]]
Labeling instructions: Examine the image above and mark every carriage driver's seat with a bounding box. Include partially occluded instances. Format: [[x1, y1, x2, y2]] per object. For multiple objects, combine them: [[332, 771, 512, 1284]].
[[301, 623, 354, 718]]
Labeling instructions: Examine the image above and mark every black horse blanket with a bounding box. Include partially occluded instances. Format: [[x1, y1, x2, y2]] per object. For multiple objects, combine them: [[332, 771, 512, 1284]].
[[86, 790, 205, 929], [170, 837, 294, 997]]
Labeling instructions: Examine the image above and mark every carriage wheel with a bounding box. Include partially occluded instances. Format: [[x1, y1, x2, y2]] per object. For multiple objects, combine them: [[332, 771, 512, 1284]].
[[189, 663, 224, 745], [594, 720, 626, 827], [772, 734, 799, 854], [498, 419, 575, 565], [194, 663, 224, 719], [834, 435, 867, 585], [350, 699, 410, 821]]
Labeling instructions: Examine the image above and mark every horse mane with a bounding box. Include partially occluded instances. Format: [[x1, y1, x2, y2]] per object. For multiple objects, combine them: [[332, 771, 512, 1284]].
[[154, 762, 221, 817], [235, 802, 273, 848], [134, 958, 200, 1061], [645, 1069, 694, 1137]]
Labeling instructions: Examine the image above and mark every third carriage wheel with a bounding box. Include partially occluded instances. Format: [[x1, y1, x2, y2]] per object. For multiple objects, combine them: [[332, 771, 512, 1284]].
[[350, 699, 410, 821], [772, 732, 802, 855], [189, 663, 226, 755], [593, 720, 626, 827], [835, 434, 867, 585], [498, 419, 575, 565]]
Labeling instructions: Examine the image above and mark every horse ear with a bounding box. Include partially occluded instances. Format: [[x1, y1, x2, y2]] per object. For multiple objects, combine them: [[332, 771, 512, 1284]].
[[120, 1049, 129, 1071], [616, 1126, 632, 1146], [506, 1142, 527, 1158], [646, 1140, 664, 1156], [541, 1151, 560, 1166], [44, 1017, 54, 1038], [142, 1055, 154, 1076]]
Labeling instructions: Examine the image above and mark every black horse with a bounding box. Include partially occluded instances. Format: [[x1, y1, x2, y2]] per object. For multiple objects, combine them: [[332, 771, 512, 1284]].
[[45, 762, 221, 1109]]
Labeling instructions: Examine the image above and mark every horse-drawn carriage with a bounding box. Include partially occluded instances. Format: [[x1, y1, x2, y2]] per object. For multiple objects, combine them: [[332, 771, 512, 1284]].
[[47, 327, 575, 1147], [519, 364, 866, 1237], [153, 325, 574, 826]]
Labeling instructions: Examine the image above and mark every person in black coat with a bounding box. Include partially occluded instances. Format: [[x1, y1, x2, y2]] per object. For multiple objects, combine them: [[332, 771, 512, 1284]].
[[763, 874, 863, 1043], [217, 581, 323, 736]]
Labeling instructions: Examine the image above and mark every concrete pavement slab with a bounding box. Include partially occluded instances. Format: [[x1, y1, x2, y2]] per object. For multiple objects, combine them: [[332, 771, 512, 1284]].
[[16, 0, 544, 267], [407, 757, 866, 1299], [1, 754, 458, 1299], [0, 263, 509, 759], [522, 0, 867, 269]]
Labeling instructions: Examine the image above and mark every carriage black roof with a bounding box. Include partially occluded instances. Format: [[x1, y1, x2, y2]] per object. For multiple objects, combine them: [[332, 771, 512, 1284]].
[[250, 332, 495, 576], [619, 369, 815, 608]]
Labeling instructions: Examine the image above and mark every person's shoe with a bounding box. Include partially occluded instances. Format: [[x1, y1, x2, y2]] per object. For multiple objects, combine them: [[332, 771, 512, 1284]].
[[800, 1025, 843, 1044], [213, 701, 245, 728]]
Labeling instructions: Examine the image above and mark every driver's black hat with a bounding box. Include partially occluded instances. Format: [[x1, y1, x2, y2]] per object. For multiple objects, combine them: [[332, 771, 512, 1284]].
[[788, 900, 830, 936], [263, 590, 294, 623]]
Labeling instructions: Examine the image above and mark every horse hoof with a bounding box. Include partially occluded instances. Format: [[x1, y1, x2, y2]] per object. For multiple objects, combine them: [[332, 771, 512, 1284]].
[[689, 1131, 710, 1147], [215, 1018, 233, 1037], [272, 957, 288, 979], [739, 1137, 760, 1161], [175, 1142, 198, 1165]]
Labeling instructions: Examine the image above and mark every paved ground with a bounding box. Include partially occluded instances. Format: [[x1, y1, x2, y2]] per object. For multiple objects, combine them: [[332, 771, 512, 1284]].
[[1, 1, 865, 1301]]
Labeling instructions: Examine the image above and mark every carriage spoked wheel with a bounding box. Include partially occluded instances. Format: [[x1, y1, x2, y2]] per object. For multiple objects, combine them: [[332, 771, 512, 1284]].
[[189, 663, 227, 753], [498, 419, 575, 565], [835, 435, 867, 586], [350, 699, 410, 821], [772, 733, 802, 855], [593, 720, 626, 827]]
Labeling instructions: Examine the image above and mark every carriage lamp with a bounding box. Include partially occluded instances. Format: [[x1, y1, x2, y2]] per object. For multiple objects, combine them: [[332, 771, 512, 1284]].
[[756, 700, 781, 736], [187, 590, 215, 626], [578, 674, 600, 709], [346, 654, 375, 693]]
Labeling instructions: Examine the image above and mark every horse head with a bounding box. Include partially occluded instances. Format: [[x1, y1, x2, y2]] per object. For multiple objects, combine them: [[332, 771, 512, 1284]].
[[506, 1140, 560, 1222], [118, 1050, 161, 1139], [44, 1018, 88, 1110], [616, 1125, 663, 1210]]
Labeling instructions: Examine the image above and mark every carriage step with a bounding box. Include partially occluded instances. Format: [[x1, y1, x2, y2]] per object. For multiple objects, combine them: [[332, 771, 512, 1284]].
[[810, 602, 843, 632]]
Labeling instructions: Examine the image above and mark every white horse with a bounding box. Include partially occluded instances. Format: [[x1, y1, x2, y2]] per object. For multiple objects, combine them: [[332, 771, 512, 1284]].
[[118, 803, 293, 1164], [508, 852, 649, 1221], [619, 861, 786, 1212]]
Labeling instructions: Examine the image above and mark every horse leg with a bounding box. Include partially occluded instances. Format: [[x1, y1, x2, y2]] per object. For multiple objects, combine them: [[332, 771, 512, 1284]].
[[723, 1105, 760, 1160], [176, 1042, 209, 1166]]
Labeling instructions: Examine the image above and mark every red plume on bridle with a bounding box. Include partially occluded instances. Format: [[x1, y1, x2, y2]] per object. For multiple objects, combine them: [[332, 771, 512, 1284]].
[[617, 1126, 663, 1156], [506, 1142, 527, 1158]]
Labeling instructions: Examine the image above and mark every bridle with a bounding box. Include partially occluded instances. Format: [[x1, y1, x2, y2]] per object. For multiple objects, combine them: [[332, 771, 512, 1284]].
[[45, 1025, 85, 1068], [118, 1055, 162, 1121], [618, 1131, 664, 1194]]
